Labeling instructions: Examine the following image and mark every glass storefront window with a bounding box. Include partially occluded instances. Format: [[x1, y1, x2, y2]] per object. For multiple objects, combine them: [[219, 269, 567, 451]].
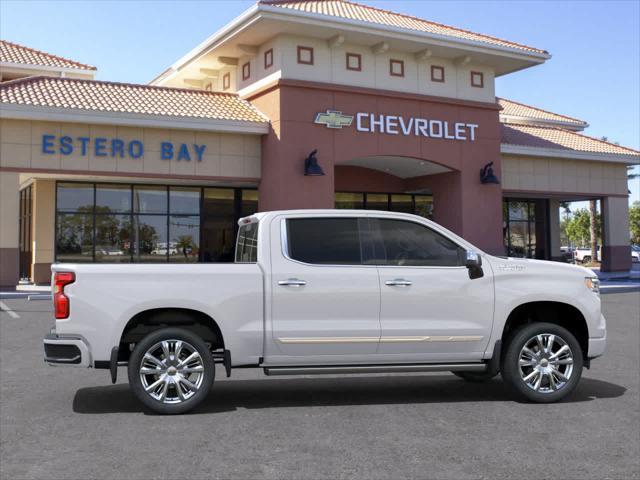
[[96, 184, 131, 213], [335, 192, 364, 209], [241, 189, 259, 218], [133, 186, 167, 214], [201, 188, 235, 263], [169, 215, 200, 263], [57, 183, 93, 212], [414, 196, 433, 219], [390, 194, 413, 214], [170, 187, 200, 215], [365, 193, 389, 211], [503, 199, 546, 259], [55, 182, 257, 264], [95, 214, 131, 262], [56, 213, 94, 262]]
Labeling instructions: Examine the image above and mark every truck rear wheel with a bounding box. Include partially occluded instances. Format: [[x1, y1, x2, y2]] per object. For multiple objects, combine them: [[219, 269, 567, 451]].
[[128, 327, 214, 414], [501, 323, 583, 403]]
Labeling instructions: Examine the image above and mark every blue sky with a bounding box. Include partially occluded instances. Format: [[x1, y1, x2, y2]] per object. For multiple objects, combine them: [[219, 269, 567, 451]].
[[1, 0, 638, 204]]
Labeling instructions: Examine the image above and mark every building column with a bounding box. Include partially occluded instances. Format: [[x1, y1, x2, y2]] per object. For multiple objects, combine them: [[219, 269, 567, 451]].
[[32, 180, 56, 284], [0, 172, 20, 287], [601, 196, 631, 272], [548, 199, 563, 261]]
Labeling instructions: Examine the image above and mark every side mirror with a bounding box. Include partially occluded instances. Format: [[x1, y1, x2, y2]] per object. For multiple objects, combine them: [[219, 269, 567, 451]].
[[465, 250, 484, 279]]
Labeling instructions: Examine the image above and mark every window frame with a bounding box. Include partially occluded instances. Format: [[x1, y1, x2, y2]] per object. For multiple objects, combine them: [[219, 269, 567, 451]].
[[430, 65, 445, 83], [280, 216, 374, 267], [222, 72, 231, 90], [389, 59, 405, 77], [369, 216, 467, 269], [297, 46, 314, 65], [470, 71, 484, 88], [346, 52, 362, 72], [264, 48, 273, 69], [241, 61, 251, 81]]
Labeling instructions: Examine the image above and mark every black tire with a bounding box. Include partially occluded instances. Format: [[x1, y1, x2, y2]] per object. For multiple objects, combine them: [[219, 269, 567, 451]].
[[452, 370, 498, 382], [501, 323, 583, 403], [128, 327, 214, 414], [582, 256, 591, 264]]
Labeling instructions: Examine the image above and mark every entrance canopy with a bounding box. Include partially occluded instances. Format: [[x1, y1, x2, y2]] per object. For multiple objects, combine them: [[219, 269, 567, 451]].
[[341, 155, 452, 179]]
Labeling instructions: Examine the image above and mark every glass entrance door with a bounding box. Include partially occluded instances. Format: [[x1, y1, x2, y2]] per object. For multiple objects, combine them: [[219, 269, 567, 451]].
[[503, 198, 550, 259], [19, 185, 33, 281]]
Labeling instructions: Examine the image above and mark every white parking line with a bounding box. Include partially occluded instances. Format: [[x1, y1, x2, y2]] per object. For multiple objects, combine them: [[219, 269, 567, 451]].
[[0, 300, 20, 319]]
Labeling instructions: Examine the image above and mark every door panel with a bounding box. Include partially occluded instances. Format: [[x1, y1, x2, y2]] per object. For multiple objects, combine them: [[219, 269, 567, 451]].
[[268, 216, 381, 361], [372, 217, 494, 361]]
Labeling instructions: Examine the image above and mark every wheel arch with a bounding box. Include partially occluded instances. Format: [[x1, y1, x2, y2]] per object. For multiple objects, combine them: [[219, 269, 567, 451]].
[[501, 301, 589, 359], [117, 308, 225, 361]]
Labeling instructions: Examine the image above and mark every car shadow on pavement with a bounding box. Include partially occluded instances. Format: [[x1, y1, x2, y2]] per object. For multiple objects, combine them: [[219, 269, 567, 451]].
[[72, 375, 627, 415]]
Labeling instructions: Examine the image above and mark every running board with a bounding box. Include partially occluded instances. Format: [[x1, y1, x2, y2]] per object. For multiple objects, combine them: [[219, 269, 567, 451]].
[[263, 363, 487, 376]]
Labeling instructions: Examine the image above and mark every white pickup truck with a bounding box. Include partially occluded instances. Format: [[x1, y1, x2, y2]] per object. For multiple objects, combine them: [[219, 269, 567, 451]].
[[44, 210, 606, 414]]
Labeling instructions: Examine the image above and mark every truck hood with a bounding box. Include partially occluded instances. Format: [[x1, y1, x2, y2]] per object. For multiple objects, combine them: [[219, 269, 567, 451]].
[[484, 255, 595, 279]]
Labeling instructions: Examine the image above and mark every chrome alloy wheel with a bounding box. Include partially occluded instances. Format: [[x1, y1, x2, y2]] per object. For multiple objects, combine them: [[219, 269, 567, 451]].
[[139, 340, 205, 404], [518, 334, 574, 393]]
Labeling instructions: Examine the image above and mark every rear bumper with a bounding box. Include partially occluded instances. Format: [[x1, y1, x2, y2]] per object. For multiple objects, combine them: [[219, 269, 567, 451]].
[[43, 330, 91, 367]]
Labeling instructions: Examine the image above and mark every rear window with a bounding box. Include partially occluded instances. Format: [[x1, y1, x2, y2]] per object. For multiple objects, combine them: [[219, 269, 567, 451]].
[[286, 218, 364, 265], [235, 222, 258, 263]]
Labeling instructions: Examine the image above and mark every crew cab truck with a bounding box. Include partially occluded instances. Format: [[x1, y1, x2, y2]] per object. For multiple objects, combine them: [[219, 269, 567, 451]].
[[44, 210, 606, 414]]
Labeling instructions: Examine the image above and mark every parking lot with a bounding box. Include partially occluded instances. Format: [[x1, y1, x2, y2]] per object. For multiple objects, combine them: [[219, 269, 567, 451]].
[[1, 290, 638, 480]]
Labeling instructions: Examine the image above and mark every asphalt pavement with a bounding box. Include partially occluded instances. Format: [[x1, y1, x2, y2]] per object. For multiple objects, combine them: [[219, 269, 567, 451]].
[[0, 291, 638, 480]]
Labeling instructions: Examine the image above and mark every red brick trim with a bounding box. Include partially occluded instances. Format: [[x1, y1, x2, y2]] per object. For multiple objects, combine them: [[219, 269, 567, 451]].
[[264, 48, 273, 69], [430, 65, 445, 83], [471, 71, 484, 88], [0, 167, 260, 184], [346, 52, 362, 71], [297, 46, 314, 65], [389, 59, 404, 77]]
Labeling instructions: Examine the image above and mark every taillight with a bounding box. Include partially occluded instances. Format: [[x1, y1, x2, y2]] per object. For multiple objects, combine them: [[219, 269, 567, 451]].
[[54, 272, 75, 319]]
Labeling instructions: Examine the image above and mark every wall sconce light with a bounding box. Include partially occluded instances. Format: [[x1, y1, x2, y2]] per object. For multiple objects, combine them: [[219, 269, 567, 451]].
[[304, 149, 325, 176], [480, 161, 500, 184]]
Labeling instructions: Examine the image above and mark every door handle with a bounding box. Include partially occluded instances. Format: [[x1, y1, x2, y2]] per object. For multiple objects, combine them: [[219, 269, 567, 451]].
[[278, 279, 307, 287], [385, 279, 412, 287]]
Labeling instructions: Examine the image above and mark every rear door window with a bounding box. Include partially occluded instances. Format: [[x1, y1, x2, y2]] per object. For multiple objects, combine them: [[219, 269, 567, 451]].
[[235, 222, 258, 263], [286, 218, 370, 265]]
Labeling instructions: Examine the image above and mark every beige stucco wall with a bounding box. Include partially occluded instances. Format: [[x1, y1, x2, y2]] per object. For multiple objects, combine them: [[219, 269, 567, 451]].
[[32, 179, 55, 265], [0, 119, 261, 179], [501, 155, 628, 195], [603, 196, 631, 246], [0, 171, 19, 249], [237, 35, 495, 102]]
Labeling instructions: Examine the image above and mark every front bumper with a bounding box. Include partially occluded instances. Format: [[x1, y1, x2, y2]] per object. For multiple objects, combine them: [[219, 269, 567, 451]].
[[588, 333, 606, 359], [44, 330, 91, 367]]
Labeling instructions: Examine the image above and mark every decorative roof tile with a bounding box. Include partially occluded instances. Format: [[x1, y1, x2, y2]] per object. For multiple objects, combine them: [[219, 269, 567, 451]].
[[501, 123, 639, 156], [0, 76, 269, 123], [498, 98, 587, 127], [0, 40, 96, 71], [260, 0, 547, 54]]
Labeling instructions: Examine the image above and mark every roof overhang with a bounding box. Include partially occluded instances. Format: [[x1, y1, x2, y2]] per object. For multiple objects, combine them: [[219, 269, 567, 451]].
[[501, 144, 640, 165], [0, 61, 95, 77], [150, 3, 550, 85], [0, 103, 270, 134], [500, 115, 588, 132]]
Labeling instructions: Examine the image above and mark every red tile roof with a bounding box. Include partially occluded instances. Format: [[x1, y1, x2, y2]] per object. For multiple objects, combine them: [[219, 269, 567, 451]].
[[0, 40, 96, 71], [0, 76, 269, 123], [501, 123, 639, 157], [498, 98, 587, 127], [260, 0, 547, 55]]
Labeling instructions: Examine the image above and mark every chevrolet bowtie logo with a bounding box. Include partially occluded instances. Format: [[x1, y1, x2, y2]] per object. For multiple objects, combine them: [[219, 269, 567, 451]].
[[314, 110, 354, 129]]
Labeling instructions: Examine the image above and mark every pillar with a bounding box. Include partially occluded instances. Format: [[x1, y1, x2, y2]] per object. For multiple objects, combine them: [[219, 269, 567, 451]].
[[601, 196, 631, 272], [548, 199, 563, 261], [32, 180, 56, 284], [0, 172, 19, 287]]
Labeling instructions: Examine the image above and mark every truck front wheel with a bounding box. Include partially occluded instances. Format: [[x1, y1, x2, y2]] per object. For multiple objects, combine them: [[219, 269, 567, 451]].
[[501, 323, 583, 403], [128, 327, 215, 414]]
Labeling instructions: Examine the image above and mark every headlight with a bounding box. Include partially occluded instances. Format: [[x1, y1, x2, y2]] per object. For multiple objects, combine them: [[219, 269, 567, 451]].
[[584, 277, 600, 295]]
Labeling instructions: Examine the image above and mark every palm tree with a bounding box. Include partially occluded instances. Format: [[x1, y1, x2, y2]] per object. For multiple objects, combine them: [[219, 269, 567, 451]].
[[589, 199, 598, 264]]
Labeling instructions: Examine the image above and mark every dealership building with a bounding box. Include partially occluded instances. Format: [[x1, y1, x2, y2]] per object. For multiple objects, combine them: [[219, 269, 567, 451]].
[[1, 0, 638, 287]]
